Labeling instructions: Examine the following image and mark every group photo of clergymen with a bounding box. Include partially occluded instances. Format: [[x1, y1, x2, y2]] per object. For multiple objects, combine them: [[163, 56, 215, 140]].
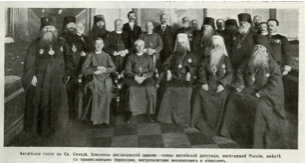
[[4, 7, 298, 149]]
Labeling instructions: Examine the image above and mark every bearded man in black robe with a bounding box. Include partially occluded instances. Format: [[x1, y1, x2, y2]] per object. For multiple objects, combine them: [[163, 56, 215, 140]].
[[192, 17, 216, 57], [223, 19, 239, 57], [191, 35, 233, 136], [230, 13, 257, 70], [61, 16, 93, 117], [90, 15, 109, 47], [22, 17, 73, 136], [220, 44, 288, 149]]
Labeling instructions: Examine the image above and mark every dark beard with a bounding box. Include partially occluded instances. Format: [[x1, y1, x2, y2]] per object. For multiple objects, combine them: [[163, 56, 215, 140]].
[[201, 29, 215, 46], [62, 30, 76, 43], [92, 25, 108, 38], [175, 45, 187, 54]]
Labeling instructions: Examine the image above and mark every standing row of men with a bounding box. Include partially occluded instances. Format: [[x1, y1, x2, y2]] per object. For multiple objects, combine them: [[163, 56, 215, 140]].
[[22, 11, 291, 149]]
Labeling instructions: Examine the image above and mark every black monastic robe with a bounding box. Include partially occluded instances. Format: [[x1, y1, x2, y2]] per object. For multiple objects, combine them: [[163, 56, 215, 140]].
[[62, 33, 94, 117], [230, 31, 257, 70], [219, 58, 288, 149], [22, 37, 72, 136]]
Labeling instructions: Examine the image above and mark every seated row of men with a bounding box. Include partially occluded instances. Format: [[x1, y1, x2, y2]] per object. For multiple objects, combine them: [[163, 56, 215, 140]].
[[22, 12, 289, 149]]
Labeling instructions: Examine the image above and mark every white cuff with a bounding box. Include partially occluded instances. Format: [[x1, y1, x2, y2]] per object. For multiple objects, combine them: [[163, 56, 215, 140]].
[[284, 65, 292, 72]]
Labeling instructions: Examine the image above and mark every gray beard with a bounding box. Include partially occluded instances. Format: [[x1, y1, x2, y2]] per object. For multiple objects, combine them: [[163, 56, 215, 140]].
[[238, 24, 250, 34], [248, 52, 269, 69], [41, 32, 58, 44]]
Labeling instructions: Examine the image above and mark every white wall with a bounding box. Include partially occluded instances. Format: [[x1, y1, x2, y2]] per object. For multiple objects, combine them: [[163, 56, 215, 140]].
[[276, 9, 299, 40]]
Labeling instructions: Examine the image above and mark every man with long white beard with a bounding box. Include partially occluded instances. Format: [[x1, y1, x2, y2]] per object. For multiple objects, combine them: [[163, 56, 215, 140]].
[[267, 18, 292, 76], [230, 13, 257, 70], [192, 17, 216, 57], [62, 17, 94, 118], [190, 35, 233, 136], [219, 44, 288, 149], [157, 33, 200, 128], [22, 17, 72, 136], [223, 19, 239, 57], [90, 15, 109, 46]]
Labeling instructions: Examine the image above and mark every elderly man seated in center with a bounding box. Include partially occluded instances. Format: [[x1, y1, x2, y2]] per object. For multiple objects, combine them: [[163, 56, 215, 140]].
[[122, 39, 157, 123], [156, 33, 200, 128]]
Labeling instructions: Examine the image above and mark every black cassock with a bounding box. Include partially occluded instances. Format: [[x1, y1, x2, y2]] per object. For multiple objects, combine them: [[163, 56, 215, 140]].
[[219, 58, 288, 149], [62, 33, 94, 117], [191, 56, 233, 136], [230, 31, 257, 70], [22, 37, 73, 136]]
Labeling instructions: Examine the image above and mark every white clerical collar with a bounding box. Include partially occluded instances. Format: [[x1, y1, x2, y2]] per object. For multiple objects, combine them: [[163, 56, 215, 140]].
[[270, 32, 278, 36], [77, 33, 82, 36], [147, 32, 153, 35], [161, 24, 167, 27], [137, 52, 143, 56], [116, 31, 122, 34], [95, 51, 102, 54], [261, 32, 268, 36]]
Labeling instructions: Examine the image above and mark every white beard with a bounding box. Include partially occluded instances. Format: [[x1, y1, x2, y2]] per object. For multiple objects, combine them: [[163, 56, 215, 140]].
[[209, 48, 224, 67], [41, 31, 58, 43], [238, 23, 251, 34]]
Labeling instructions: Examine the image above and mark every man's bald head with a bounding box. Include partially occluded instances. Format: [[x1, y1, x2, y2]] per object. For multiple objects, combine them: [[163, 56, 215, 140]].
[[76, 22, 85, 35], [146, 21, 154, 33], [114, 19, 123, 32]]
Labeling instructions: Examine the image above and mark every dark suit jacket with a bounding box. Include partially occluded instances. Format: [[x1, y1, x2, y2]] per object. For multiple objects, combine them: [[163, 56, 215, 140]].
[[154, 24, 174, 62], [122, 22, 142, 53]]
